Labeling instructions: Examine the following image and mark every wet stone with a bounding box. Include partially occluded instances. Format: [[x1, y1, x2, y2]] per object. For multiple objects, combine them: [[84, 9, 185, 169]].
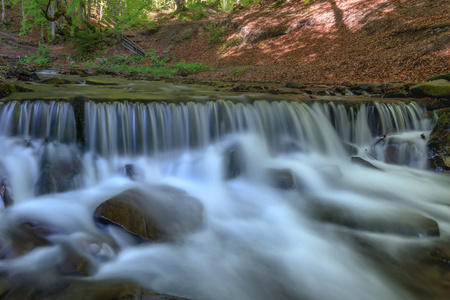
[[94, 185, 204, 241], [267, 168, 296, 190]]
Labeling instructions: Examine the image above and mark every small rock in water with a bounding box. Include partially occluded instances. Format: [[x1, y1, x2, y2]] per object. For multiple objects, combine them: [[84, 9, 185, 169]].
[[223, 143, 246, 180], [124, 164, 143, 181], [267, 168, 296, 190]]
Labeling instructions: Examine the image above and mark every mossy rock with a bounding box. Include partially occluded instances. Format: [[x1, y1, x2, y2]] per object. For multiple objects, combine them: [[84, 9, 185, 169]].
[[410, 79, 450, 99], [0, 57, 8, 66], [428, 108, 450, 172], [0, 82, 35, 98], [41, 77, 77, 85], [426, 73, 450, 82]]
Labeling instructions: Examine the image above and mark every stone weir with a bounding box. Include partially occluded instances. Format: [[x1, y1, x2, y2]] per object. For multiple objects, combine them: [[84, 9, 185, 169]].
[[0, 72, 446, 171], [0, 96, 435, 170]]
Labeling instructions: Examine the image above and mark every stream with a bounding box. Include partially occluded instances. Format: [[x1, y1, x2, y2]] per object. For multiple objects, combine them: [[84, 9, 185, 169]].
[[0, 73, 449, 300]]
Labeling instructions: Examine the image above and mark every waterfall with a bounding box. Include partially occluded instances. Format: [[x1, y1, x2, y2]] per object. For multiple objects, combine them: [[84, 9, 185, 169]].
[[85, 100, 431, 164], [0, 100, 76, 143], [0, 98, 446, 300]]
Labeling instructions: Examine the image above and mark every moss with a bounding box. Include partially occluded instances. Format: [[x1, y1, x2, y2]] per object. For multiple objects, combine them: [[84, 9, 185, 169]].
[[426, 73, 450, 82], [0, 82, 35, 99], [42, 77, 77, 85], [410, 79, 450, 99]]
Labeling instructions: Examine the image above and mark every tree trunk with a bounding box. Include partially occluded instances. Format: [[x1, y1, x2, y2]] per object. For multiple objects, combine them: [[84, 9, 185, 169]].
[[174, 0, 185, 12], [41, 20, 44, 41], [50, 0, 55, 38], [99, 0, 103, 19], [1, 0, 5, 23], [21, 0, 25, 23]]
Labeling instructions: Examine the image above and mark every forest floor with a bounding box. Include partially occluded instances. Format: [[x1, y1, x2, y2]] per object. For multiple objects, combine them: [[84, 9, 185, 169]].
[[1, 0, 449, 84]]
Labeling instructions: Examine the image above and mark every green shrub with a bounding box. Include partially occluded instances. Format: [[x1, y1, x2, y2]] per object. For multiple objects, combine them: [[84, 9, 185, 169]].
[[74, 29, 104, 59], [19, 44, 51, 67], [230, 66, 253, 76], [205, 22, 227, 46], [81, 53, 212, 77]]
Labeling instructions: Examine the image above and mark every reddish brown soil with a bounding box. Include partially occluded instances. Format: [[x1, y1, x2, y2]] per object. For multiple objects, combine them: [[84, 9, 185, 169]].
[[1, 0, 449, 83]]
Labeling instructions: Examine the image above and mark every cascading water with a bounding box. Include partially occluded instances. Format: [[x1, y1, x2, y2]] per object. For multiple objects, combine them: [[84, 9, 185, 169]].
[[0, 98, 448, 300]]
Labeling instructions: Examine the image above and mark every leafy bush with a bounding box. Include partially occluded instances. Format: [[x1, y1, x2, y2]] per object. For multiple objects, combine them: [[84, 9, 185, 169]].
[[205, 22, 227, 46], [74, 29, 104, 59], [83, 53, 212, 77], [19, 44, 51, 67], [230, 66, 253, 76], [180, 1, 209, 20], [175, 60, 214, 74]]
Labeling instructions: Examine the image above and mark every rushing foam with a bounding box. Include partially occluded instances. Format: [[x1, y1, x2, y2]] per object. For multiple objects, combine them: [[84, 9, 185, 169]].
[[0, 99, 447, 300]]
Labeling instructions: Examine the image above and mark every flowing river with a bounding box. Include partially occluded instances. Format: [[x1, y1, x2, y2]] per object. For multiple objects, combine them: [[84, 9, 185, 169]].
[[0, 77, 449, 300]]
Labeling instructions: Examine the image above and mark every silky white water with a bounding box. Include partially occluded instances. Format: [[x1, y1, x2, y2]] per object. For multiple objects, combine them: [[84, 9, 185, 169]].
[[0, 99, 448, 300]]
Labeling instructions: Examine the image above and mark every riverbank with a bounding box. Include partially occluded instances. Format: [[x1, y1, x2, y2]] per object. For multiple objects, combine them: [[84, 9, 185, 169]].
[[1, 0, 449, 83]]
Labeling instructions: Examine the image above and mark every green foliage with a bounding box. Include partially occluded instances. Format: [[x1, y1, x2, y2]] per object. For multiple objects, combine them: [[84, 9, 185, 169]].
[[73, 29, 104, 59], [178, 1, 209, 20], [175, 60, 214, 74], [17, 0, 45, 36], [206, 22, 227, 46], [219, 35, 243, 53], [303, 0, 316, 5], [82, 53, 213, 77], [230, 66, 253, 76], [19, 44, 51, 67]]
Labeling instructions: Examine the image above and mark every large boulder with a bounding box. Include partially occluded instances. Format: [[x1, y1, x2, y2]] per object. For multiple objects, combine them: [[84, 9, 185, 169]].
[[428, 108, 450, 172], [94, 185, 204, 241], [9, 64, 40, 81], [410, 79, 450, 99]]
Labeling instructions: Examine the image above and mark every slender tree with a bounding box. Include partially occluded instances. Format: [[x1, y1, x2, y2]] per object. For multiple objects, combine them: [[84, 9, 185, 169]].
[[1, 0, 5, 23]]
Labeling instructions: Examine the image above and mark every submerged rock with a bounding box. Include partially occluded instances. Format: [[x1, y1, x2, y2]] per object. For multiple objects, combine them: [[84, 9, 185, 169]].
[[309, 202, 440, 237], [267, 168, 296, 190], [223, 143, 246, 180], [94, 185, 204, 241], [35, 143, 84, 196], [428, 108, 450, 173], [0, 163, 14, 208]]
